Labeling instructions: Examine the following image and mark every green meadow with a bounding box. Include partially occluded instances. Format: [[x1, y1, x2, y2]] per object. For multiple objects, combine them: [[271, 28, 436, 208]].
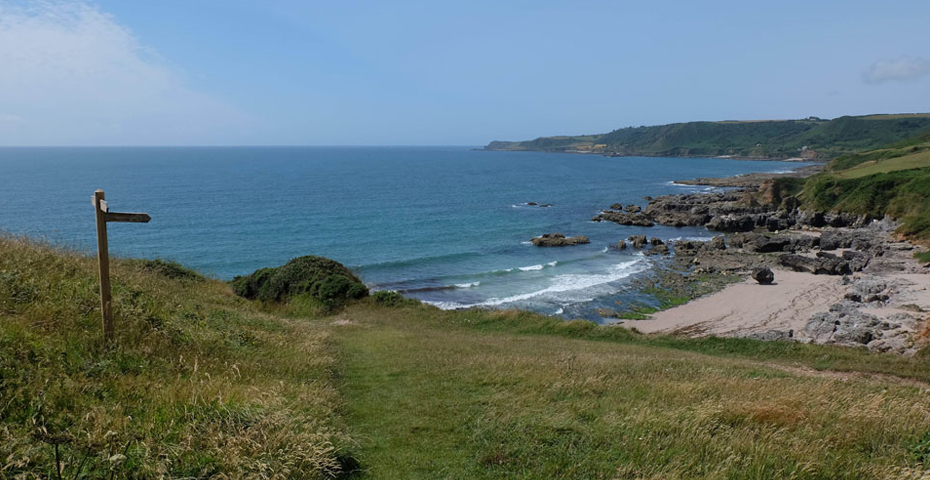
[[3, 236, 930, 479]]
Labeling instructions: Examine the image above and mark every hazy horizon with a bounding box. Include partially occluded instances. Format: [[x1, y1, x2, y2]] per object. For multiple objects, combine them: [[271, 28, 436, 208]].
[[1, 0, 929, 146]]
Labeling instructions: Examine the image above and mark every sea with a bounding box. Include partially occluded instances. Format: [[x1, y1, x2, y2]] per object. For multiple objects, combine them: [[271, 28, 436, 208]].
[[0, 147, 811, 321]]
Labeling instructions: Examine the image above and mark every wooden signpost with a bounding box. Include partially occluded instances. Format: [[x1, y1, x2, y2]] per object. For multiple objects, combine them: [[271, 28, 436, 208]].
[[93, 189, 151, 342]]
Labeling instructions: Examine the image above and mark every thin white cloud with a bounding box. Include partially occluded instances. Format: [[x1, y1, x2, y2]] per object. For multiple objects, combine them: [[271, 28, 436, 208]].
[[0, 1, 254, 145], [862, 56, 930, 84]]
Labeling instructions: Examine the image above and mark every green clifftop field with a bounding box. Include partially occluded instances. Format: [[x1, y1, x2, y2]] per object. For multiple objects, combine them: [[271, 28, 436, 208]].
[[782, 131, 930, 242], [3, 235, 930, 478], [486, 114, 930, 160]]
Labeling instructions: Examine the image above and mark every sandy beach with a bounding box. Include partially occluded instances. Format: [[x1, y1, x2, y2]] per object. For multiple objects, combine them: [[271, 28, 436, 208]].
[[640, 268, 842, 336], [635, 265, 930, 348]]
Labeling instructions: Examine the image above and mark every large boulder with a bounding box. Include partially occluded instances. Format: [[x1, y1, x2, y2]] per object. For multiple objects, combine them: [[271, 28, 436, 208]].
[[805, 303, 888, 345], [643, 192, 731, 227], [819, 229, 853, 250], [778, 253, 851, 275], [819, 228, 876, 252], [751, 267, 774, 285], [671, 239, 701, 255], [842, 250, 871, 272], [844, 277, 889, 303], [231, 255, 369, 305], [765, 216, 791, 232], [628, 235, 648, 248], [814, 252, 853, 275], [740, 233, 819, 253], [796, 210, 826, 228], [596, 211, 655, 227], [646, 244, 670, 256], [531, 233, 591, 247], [706, 214, 756, 232]]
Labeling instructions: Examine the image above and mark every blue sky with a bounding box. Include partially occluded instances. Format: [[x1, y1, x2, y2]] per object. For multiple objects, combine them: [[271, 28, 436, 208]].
[[0, 0, 928, 145]]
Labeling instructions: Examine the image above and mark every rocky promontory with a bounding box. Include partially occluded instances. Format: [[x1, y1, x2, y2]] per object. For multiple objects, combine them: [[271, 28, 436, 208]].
[[594, 179, 871, 235]]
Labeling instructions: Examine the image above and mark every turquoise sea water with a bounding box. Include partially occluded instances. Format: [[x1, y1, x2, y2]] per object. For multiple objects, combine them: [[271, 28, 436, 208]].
[[0, 147, 810, 319]]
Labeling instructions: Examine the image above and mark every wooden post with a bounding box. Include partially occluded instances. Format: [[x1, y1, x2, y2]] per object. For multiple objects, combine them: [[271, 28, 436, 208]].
[[93, 189, 113, 341], [92, 189, 150, 343]]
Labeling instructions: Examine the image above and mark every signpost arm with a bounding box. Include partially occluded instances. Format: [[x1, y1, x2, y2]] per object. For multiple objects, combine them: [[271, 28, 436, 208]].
[[93, 189, 114, 342]]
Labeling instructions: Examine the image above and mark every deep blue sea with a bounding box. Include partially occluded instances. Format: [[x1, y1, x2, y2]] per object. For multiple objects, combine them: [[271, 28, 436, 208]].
[[0, 147, 811, 320]]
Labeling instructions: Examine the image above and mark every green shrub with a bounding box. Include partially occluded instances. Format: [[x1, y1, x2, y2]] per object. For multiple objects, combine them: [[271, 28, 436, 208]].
[[230, 256, 368, 306], [316, 275, 364, 307], [370, 290, 420, 307]]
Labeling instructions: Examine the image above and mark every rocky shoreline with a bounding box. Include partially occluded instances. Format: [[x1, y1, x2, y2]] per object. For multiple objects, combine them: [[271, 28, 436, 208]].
[[593, 170, 930, 355], [672, 164, 824, 187]]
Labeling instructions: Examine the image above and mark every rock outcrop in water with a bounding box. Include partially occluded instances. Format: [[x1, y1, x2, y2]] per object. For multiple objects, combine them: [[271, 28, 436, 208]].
[[593, 203, 654, 226], [531, 233, 590, 247], [627, 235, 647, 248]]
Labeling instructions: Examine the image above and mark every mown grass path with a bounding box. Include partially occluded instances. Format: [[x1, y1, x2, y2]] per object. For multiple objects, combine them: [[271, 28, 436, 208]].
[[333, 306, 930, 479]]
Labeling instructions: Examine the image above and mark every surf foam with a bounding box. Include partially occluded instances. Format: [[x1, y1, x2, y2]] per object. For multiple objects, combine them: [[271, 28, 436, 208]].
[[427, 258, 650, 310]]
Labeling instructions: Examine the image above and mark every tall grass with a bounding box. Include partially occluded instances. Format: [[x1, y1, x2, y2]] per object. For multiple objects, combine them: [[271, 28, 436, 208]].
[[335, 305, 930, 479], [0, 236, 350, 478]]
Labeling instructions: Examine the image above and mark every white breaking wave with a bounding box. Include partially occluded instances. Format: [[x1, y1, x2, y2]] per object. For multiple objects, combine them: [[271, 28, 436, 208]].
[[454, 281, 480, 288], [666, 180, 694, 187], [669, 236, 713, 242], [518, 261, 557, 272], [427, 258, 650, 310]]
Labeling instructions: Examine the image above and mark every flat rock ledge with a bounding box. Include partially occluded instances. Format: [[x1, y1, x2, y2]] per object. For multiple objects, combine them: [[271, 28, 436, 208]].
[[531, 233, 590, 247]]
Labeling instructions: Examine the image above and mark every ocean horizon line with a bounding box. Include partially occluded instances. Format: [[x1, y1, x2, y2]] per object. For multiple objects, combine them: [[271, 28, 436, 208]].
[[0, 144, 486, 149]]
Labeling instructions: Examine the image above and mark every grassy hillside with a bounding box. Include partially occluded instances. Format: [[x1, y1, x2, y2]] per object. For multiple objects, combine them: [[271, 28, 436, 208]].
[[3, 236, 930, 478], [336, 307, 930, 479], [826, 130, 930, 173], [800, 134, 930, 241], [487, 114, 930, 159], [0, 236, 351, 478]]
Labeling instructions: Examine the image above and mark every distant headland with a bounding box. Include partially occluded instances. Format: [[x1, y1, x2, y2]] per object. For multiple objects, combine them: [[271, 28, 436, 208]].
[[484, 113, 930, 160]]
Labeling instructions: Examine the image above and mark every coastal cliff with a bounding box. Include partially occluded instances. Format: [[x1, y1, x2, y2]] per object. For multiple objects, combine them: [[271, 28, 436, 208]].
[[486, 114, 930, 160]]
